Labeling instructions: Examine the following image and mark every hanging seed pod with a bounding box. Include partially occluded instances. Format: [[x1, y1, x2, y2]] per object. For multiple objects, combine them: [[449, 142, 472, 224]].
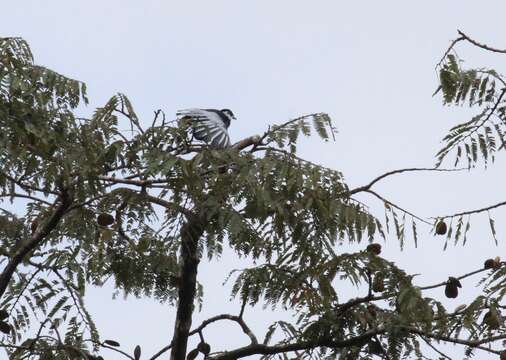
[[366, 243, 382, 255], [97, 213, 115, 227], [435, 220, 447, 235], [0, 321, 11, 334], [133, 345, 141, 360], [484, 257, 501, 270], [186, 348, 199, 360], [103, 340, 120, 347], [484, 259, 496, 269], [0, 309, 8, 320], [445, 277, 461, 299], [198, 342, 211, 356]]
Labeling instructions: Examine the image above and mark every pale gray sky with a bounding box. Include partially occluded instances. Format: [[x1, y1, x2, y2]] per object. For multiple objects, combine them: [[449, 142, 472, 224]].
[[3, 1, 506, 359]]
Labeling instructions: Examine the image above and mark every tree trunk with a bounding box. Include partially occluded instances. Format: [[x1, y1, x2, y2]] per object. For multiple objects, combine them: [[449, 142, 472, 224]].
[[170, 215, 205, 360]]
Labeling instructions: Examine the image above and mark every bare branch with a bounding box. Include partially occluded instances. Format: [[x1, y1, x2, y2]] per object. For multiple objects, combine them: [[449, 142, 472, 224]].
[[348, 167, 466, 196], [363, 189, 432, 225], [436, 30, 506, 72], [419, 267, 488, 291], [191, 314, 258, 345], [437, 199, 506, 219], [408, 327, 504, 355], [209, 328, 382, 360], [457, 30, 506, 54], [419, 335, 460, 360], [100, 342, 135, 360], [0, 193, 52, 206]]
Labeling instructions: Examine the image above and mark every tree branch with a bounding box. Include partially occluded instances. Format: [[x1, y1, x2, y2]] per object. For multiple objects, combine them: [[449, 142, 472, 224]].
[[150, 312, 258, 360], [0, 193, 52, 206], [436, 35, 466, 69], [363, 189, 432, 225], [0, 191, 71, 299], [437, 198, 506, 219], [407, 327, 504, 355], [191, 314, 258, 344], [347, 167, 466, 196], [232, 135, 261, 151], [457, 30, 506, 54], [209, 328, 382, 360]]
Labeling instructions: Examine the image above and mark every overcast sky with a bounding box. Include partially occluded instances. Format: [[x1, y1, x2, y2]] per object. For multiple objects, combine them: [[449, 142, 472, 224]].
[[3, 1, 506, 359]]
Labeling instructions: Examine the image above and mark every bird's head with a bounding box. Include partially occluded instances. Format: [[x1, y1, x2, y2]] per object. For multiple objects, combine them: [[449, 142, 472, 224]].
[[220, 108, 236, 121]]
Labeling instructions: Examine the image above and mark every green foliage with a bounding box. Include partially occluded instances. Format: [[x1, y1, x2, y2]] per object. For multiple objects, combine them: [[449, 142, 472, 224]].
[[0, 37, 387, 359], [1, 36, 506, 360], [436, 54, 506, 168]]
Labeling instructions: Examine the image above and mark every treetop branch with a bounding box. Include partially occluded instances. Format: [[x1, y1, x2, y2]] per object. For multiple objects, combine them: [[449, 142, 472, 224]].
[[457, 30, 506, 54], [347, 167, 467, 196]]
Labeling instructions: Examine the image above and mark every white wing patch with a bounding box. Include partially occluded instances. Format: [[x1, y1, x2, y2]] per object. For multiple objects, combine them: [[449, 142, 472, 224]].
[[177, 109, 231, 148]]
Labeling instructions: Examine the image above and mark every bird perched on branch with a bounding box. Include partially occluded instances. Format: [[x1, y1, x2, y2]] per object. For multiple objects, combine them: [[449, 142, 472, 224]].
[[177, 108, 235, 149]]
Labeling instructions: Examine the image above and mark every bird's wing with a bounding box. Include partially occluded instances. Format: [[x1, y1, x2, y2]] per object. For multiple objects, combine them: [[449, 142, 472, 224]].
[[177, 109, 231, 148]]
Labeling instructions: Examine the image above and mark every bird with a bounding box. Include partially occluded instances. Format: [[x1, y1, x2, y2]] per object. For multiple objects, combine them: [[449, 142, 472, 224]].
[[176, 108, 235, 149]]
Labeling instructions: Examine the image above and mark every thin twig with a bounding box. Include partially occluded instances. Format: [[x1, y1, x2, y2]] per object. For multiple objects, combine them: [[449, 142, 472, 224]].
[[437, 199, 506, 219], [364, 189, 432, 225], [458, 30, 506, 54], [436, 36, 465, 69], [419, 335, 453, 360], [348, 167, 467, 196]]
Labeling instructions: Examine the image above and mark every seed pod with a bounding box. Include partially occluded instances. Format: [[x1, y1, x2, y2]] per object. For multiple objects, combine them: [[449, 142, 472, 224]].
[[0, 321, 11, 334], [0, 309, 8, 320], [445, 277, 461, 299], [366, 243, 382, 255], [97, 213, 115, 227], [186, 348, 199, 360], [445, 284, 459, 299], [104, 339, 120, 347], [435, 220, 447, 235], [198, 342, 211, 355], [484, 258, 501, 270], [134, 345, 141, 360], [372, 274, 385, 293], [484, 259, 496, 269]]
